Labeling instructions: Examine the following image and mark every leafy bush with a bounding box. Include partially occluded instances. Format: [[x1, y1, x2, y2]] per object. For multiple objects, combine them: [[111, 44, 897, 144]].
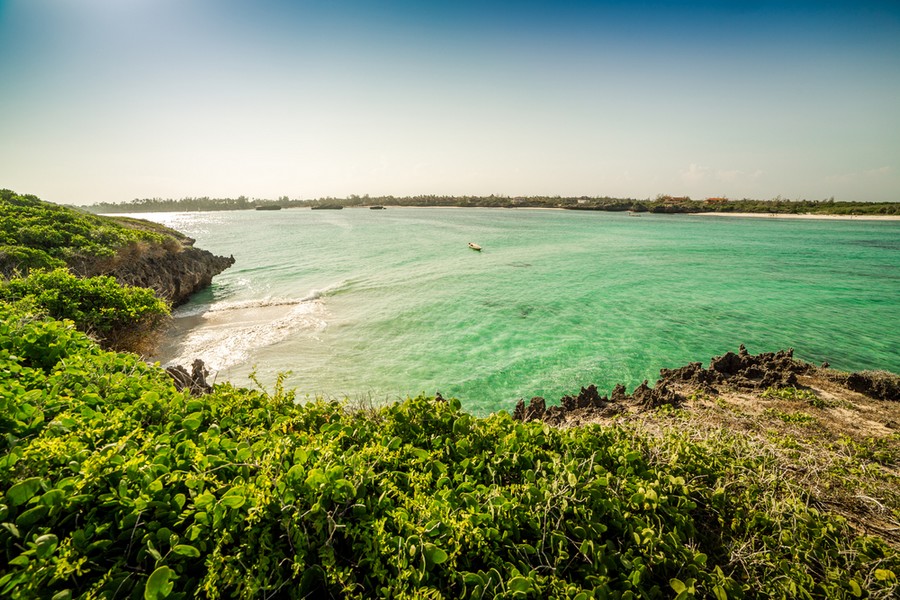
[[0, 304, 897, 599], [0, 188, 168, 266], [0, 246, 65, 277], [0, 269, 169, 351]]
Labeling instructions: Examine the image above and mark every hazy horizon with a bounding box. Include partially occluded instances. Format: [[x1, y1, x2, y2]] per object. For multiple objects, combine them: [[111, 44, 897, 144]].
[[1, 0, 898, 205]]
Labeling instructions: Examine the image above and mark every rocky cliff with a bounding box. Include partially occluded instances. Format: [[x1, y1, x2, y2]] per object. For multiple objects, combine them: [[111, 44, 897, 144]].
[[70, 220, 235, 306]]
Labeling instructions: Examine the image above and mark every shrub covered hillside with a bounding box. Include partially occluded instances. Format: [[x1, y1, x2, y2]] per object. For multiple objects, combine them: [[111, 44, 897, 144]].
[[1, 303, 898, 599], [0, 189, 169, 277]]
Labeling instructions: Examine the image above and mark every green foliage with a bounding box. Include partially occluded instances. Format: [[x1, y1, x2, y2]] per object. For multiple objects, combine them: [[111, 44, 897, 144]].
[[763, 408, 818, 425], [0, 304, 898, 599], [761, 386, 826, 408], [0, 269, 168, 350], [0, 245, 65, 277], [0, 189, 167, 267]]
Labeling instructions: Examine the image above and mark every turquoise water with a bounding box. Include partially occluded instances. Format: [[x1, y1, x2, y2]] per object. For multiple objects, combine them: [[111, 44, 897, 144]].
[[140, 208, 900, 415]]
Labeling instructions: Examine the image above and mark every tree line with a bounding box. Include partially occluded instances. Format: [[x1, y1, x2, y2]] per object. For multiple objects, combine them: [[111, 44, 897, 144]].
[[81, 194, 900, 215]]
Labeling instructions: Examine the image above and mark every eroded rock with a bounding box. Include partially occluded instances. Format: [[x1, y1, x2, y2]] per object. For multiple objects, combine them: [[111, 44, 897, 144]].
[[846, 371, 900, 402], [166, 359, 212, 396], [72, 238, 235, 307], [512, 346, 823, 424]]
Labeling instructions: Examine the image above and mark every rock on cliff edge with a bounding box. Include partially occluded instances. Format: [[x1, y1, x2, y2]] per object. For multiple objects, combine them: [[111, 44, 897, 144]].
[[70, 227, 235, 306]]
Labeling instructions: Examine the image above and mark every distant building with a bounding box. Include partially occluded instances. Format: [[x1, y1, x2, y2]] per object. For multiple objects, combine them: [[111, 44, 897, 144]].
[[705, 197, 728, 204]]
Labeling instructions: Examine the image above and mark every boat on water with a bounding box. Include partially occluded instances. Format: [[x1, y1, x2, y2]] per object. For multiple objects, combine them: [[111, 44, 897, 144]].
[[369, 205, 386, 210], [311, 204, 343, 210], [255, 205, 282, 211], [468, 242, 482, 251]]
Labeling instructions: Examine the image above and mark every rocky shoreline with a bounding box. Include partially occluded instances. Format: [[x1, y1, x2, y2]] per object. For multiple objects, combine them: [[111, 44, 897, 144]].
[[70, 227, 235, 307], [514, 345, 900, 426]]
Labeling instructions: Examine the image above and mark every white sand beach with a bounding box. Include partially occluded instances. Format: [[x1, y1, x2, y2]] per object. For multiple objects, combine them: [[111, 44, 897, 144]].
[[695, 212, 900, 221]]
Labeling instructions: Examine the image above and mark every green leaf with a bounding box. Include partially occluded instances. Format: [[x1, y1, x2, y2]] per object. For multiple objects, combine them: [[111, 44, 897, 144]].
[[15, 505, 49, 528], [508, 576, 532, 593], [305, 469, 327, 489], [848, 579, 862, 597], [670, 578, 686, 594], [220, 495, 245, 509], [172, 544, 200, 558], [182, 413, 203, 431], [299, 565, 326, 595], [423, 543, 448, 567], [34, 534, 59, 559], [39, 489, 65, 506], [8, 555, 29, 567], [6, 477, 42, 507], [874, 569, 896, 582], [146, 541, 163, 562], [0, 453, 20, 470], [144, 566, 175, 600], [286, 464, 305, 481], [194, 493, 215, 508], [333, 479, 357, 501]]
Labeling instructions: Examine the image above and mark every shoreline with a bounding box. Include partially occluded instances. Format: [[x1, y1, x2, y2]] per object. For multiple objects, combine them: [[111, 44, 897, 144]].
[[693, 211, 900, 221], [368, 206, 900, 220]]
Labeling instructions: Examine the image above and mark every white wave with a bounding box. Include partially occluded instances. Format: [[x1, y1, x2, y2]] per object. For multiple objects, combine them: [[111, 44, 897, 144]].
[[173, 281, 347, 318], [164, 285, 344, 371]]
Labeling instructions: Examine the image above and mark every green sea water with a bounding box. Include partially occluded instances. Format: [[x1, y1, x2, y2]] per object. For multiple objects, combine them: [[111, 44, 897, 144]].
[[142, 208, 900, 415]]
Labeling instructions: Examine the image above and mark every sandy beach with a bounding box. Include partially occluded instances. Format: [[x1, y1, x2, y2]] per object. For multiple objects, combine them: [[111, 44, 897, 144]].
[[694, 211, 900, 221]]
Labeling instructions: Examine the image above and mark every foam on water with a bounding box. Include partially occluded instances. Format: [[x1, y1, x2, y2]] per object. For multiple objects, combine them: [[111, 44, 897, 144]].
[[159, 281, 348, 371], [166, 299, 328, 371]]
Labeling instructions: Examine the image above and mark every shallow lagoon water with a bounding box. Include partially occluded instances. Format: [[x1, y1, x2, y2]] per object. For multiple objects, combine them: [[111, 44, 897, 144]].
[[141, 207, 900, 415]]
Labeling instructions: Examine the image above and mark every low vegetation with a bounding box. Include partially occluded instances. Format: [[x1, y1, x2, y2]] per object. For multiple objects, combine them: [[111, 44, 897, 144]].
[[0, 189, 167, 277], [0, 269, 169, 352], [1, 302, 898, 599]]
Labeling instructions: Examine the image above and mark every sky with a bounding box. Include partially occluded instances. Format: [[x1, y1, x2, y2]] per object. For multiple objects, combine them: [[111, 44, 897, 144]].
[[1, 0, 898, 205]]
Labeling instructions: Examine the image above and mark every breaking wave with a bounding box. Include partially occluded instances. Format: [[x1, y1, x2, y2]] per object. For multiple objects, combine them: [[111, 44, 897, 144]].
[[164, 282, 347, 371]]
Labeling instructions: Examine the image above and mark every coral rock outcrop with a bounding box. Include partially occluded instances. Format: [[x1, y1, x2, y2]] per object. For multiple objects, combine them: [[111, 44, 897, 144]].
[[72, 236, 235, 306], [512, 346, 831, 425]]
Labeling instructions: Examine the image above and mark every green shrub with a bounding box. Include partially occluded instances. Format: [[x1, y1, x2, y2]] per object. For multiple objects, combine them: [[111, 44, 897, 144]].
[[0, 188, 168, 268], [0, 268, 169, 351], [0, 246, 65, 277]]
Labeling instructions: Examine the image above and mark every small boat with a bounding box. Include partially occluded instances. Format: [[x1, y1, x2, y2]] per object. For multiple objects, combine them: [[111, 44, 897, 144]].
[[468, 242, 482, 251], [369, 205, 386, 210]]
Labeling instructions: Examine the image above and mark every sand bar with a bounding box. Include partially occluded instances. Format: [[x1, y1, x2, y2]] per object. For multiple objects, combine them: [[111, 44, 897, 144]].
[[694, 211, 900, 221]]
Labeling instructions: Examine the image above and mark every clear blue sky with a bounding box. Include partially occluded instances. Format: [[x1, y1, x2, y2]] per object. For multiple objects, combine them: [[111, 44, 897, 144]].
[[1, 0, 898, 204]]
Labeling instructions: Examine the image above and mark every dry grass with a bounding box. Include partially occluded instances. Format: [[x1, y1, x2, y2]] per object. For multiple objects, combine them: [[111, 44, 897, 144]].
[[560, 371, 900, 551]]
